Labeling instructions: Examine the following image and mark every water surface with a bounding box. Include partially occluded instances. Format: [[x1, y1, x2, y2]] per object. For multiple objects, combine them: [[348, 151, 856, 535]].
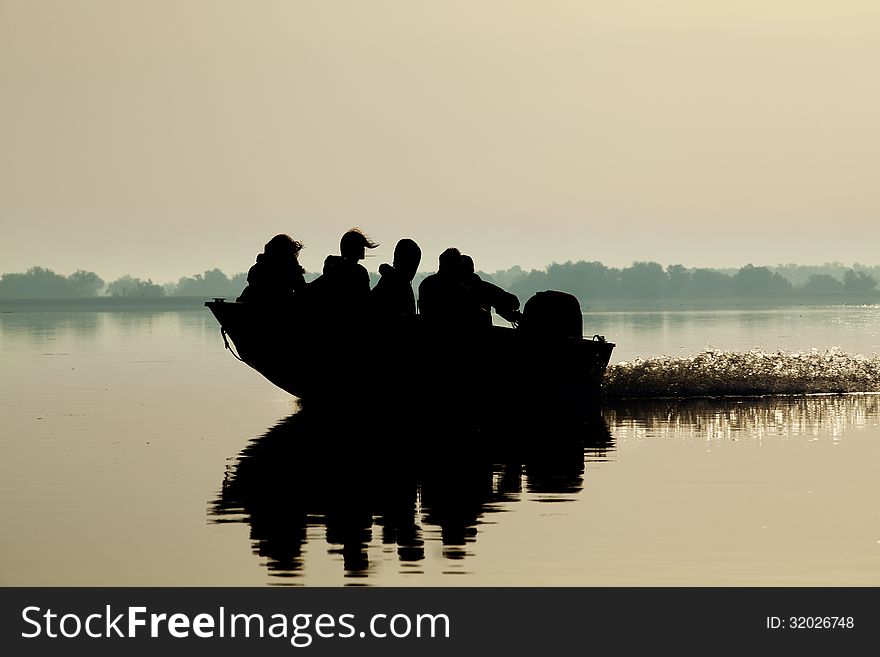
[[1, 304, 878, 585]]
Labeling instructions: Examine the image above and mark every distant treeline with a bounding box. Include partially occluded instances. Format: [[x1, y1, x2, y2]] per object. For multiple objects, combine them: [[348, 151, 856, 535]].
[[0, 262, 878, 301], [0, 267, 247, 299], [495, 262, 880, 302]]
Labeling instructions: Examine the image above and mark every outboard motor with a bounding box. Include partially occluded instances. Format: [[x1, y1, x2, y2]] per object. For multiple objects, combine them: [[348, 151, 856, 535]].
[[520, 290, 582, 339]]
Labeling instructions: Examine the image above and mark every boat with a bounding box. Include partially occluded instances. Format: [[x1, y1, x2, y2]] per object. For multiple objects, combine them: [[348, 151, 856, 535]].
[[205, 298, 614, 411]]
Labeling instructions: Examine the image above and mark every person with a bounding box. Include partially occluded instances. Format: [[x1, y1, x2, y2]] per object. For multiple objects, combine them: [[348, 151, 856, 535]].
[[237, 234, 306, 304], [417, 247, 481, 325], [309, 228, 378, 319], [461, 254, 522, 325], [371, 238, 422, 317]]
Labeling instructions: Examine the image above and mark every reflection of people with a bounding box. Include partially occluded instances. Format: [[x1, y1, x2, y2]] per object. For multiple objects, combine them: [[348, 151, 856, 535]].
[[417, 248, 478, 324], [371, 238, 422, 317], [209, 406, 611, 581], [309, 229, 378, 318], [461, 254, 522, 325], [237, 234, 306, 303]]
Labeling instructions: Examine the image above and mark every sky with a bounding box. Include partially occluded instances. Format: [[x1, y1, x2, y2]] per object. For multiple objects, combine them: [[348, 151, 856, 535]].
[[1, 0, 878, 282]]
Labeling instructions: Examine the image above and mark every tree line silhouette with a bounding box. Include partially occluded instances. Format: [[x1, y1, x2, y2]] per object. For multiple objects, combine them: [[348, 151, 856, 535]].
[[502, 261, 879, 301], [0, 267, 246, 299], [0, 262, 877, 301]]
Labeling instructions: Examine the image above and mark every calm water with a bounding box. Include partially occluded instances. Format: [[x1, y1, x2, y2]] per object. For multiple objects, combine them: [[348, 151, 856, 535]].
[[1, 304, 879, 585]]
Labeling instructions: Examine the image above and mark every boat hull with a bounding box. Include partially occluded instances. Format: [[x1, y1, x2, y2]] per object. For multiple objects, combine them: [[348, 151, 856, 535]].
[[205, 300, 614, 411]]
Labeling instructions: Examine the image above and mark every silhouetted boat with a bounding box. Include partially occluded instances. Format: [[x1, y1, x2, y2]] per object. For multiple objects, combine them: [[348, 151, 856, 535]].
[[205, 299, 614, 409]]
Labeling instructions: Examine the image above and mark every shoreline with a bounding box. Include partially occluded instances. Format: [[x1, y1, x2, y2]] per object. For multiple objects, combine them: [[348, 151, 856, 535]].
[[1, 294, 878, 313]]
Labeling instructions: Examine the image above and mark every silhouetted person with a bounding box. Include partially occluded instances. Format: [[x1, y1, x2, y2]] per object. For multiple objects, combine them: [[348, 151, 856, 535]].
[[371, 238, 422, 317], [417, 248, 480, 325], [461, 254, 522, 325], [309, 229, 378, 320], [237, 234, 306, 304]]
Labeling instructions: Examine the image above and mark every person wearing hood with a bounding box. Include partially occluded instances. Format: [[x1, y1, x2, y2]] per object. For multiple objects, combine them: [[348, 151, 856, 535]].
[[237, 234, 306, 304], [371, 238, 422, 317]]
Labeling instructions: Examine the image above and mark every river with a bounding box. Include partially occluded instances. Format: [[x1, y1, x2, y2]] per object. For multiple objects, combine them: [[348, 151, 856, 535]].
[[1, 303, 878, 585]]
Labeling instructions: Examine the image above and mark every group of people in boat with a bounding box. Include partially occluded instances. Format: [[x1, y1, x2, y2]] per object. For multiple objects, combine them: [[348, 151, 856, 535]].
[[237, 230, 522, 329]]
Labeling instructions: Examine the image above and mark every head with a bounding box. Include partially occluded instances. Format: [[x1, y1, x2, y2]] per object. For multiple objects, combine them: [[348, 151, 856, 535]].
[[461, 254, 475, 277], [392, 239, 422, 282], [264, 234, 303, 259], [437, 247, 463, 277], [340, 228, 378, 262]]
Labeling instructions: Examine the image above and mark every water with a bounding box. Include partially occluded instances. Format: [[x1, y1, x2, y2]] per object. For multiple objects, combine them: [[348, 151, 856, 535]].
[[1, 304, 879, 585]]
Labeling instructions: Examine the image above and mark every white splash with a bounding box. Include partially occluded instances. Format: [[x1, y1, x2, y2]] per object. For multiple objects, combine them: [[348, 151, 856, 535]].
[[604, 348, 880, 398]]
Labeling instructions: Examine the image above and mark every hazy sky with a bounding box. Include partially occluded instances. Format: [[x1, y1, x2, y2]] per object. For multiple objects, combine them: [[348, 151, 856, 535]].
[[2, 1, 878, 281]]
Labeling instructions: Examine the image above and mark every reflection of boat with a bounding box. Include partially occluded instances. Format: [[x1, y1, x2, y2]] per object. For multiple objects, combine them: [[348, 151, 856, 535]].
[[205, 299, 614, 406], [210, 406, 613, 580]]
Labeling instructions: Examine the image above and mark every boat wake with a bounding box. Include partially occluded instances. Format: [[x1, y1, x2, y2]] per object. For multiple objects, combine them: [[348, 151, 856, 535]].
[[604, 348, 880, 398], [603, 394, 880, 442]]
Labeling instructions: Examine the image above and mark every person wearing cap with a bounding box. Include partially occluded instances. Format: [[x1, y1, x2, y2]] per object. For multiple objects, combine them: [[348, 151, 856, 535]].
[[417, 247, 485, 328], [461, 254, 521, 325]]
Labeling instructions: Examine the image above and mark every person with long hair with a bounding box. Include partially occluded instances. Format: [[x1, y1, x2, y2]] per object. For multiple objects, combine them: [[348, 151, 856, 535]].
[[310, 228, 378, 319], [237, 234, 306, 303]]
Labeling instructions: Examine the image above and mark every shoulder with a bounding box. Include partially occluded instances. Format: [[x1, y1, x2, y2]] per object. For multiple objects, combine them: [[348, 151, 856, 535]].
[[419, 273, 438, 288]]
